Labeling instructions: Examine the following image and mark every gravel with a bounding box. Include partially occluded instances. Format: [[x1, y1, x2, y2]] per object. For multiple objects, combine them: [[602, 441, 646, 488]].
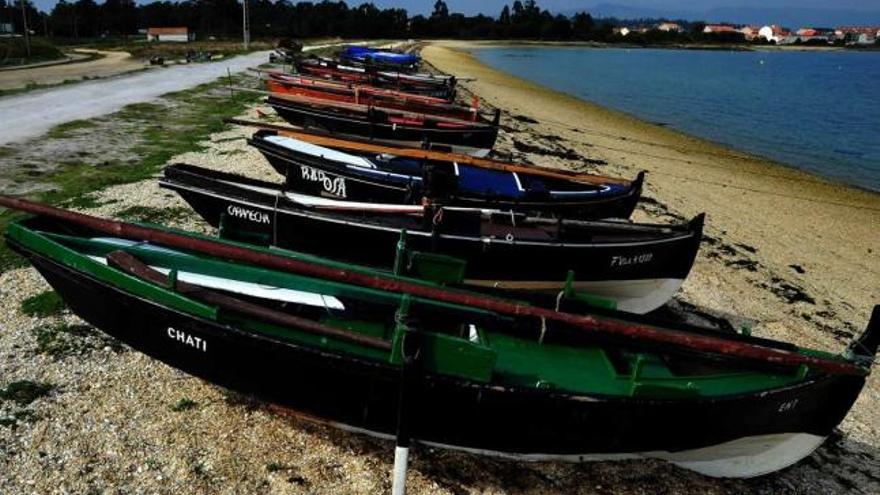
[[0, 92, 877, 494]]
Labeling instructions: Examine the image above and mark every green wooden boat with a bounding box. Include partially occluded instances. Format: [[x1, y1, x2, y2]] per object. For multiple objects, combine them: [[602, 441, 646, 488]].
[[2, 197, 877, 480]]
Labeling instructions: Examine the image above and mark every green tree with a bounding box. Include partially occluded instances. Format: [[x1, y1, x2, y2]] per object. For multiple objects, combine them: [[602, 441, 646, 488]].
[[499, 5, 510, 24], [572, 11, 594, 39], [431, 0, 448, 19]]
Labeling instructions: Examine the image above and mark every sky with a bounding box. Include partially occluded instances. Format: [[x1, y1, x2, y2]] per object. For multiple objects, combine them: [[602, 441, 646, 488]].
[[24, 0, 880, 27]]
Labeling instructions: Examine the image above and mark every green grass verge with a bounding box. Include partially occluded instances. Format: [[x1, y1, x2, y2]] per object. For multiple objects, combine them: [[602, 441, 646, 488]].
[[0, 75, 262, 274], [0, 380, 53, 429], [0, 37, 65, 66], [170, 397, 198, 412], [0, 380, 53, 406], [115, 205, 191, 224], [32, 322, 124, 357], [20, 290, 67, 317]]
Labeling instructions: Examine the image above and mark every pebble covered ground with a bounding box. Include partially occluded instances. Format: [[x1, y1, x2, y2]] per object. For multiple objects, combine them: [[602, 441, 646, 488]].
[[1, 56, 879, 494]]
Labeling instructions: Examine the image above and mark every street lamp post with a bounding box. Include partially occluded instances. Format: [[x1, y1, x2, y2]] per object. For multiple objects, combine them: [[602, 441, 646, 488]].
[[242, 0, 250, 50], [19, 0, 31, 57]]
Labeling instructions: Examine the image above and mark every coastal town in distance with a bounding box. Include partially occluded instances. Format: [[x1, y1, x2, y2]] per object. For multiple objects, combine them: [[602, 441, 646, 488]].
[[614, 22, 880, 46]]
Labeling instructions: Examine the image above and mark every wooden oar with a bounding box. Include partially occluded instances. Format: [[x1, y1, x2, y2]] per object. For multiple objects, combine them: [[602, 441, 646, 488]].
[[227, 118, 633, 187], [0, 196, 868, 378]]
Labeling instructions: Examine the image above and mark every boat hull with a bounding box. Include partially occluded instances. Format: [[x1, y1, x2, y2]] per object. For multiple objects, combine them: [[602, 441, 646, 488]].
[[15, 244, 865, 478], [160, 166, 702, 313], [267, 96, 497, 156], [250, 133, 642, 220]]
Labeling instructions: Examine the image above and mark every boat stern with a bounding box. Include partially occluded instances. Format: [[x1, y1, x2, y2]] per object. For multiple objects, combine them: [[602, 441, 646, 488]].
[[848, 305, 880, 366]]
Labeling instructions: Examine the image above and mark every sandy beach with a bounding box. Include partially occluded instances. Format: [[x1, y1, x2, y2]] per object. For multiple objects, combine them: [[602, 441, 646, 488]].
[[0, 40, 878, 494]]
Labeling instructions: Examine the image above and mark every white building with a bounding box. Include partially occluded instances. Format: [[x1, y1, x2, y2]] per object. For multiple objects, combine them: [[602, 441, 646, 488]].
[[758, 25, 790, 43], [147, 27, 193, 43], [656, 22, 682, 32]]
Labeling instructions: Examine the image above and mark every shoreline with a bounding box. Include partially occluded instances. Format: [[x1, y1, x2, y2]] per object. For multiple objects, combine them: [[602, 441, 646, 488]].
[[428, 38, 858, 53], [423, 39, 879, 461], [440, 40, 880, 196]]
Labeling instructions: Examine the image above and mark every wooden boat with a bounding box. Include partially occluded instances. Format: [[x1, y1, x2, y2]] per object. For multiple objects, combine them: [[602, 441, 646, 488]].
[[248, 130, 644, 219], [296, 57, 456, 100], [3, 198, 876, 480], [160, 163, 702, 314], [265, 72, 480, 121], [267, 92, 499, 157], [339, 46, 420, 71]]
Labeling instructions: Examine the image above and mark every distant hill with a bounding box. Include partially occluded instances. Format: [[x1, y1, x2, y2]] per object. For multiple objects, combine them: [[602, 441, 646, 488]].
[[562, 3, 880, 28]]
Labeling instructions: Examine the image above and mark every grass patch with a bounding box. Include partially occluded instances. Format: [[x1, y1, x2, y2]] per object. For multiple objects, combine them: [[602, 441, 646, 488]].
[[170, 398, 198, 412], [20, 290, 67, 317], [266, 461, 286, 473], [115, 205, 191, 224], [46, 119, 98, 139], [0, 37, 65, 66], [120, 40, 273, 61], [0, 212, 29, 273], [0, 380, 53, 406], [32, 322, 123, 358], [0, 410, 37, 429], [64, 194, 115, 210]]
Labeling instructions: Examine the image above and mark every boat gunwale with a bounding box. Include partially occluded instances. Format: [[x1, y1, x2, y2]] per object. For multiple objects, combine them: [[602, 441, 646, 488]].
[[7, 225, 854, 403]]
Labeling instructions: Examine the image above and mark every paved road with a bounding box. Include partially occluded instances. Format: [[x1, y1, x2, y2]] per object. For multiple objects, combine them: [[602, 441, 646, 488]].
[[0, 49, 276, 146]]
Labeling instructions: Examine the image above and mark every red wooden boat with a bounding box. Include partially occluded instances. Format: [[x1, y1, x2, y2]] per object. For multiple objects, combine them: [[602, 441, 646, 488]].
[[296, 57, 456, 100], [266, 72, 480, 121]]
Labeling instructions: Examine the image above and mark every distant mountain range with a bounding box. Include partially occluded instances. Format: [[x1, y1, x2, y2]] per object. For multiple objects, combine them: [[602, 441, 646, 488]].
[[563, 3, 880, 28]]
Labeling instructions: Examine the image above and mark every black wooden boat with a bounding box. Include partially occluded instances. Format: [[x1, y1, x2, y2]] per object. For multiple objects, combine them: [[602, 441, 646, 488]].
[[3, 199, 876, 480], [248, 129, 644, 219], [266, 93, 499, 157], [160, 164, 703, 314]]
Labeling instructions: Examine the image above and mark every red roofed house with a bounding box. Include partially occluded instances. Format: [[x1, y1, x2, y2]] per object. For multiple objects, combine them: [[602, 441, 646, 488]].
[[835, 26, 879, 44], [703, 24, 737, 34], [147, 27, 194, 43], [739, 25, 761, 40]]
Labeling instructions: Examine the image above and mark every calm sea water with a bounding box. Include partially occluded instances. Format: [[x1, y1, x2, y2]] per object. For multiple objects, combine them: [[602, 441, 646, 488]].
[[475, 47, 880, 192]]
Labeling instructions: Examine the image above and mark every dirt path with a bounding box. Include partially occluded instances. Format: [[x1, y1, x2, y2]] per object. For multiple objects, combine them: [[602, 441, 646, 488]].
[[0, 49, 143, 91], [0, 42, 358, 147]]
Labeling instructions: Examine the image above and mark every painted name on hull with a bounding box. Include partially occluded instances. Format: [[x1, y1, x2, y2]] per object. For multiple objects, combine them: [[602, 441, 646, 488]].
[[300, 165, 347, 198], [611, 253, 653, 267], [167, 327, 207, 352], [227, 205, 270, 224]]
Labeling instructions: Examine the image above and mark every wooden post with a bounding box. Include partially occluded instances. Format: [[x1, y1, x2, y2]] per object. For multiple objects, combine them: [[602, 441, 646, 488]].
[[392, 296, 417, 495], [19, 0, 31, 58], [242, 0, 250, 50]]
